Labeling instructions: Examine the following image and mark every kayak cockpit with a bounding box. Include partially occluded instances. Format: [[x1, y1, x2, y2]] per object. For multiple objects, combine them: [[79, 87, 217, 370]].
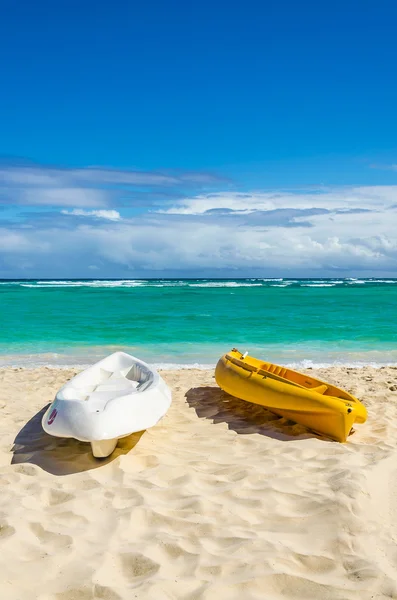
[[58, 356, 155, 411], [42, 351, 172, 458], [227, 349, 353, 402], [217, 349, 367, 441]]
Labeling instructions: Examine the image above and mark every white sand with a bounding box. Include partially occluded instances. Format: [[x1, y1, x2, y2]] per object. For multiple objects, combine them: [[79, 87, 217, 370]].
[[1, 366, 397, 599]]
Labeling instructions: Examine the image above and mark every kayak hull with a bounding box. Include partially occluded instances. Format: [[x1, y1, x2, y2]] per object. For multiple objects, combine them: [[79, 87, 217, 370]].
[[215, 349, 367, 442], [42, 352, 172, 457]]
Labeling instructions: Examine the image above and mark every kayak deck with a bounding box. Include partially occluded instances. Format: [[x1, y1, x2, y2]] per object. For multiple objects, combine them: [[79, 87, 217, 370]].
[[215, 349, 367, 442]]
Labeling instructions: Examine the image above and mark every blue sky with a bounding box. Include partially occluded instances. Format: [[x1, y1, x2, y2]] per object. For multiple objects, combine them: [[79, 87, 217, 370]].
[[1, 0, 397, 277]]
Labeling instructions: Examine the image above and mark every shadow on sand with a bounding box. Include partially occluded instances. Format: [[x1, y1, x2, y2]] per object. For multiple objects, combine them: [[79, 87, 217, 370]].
[[11, 404, 145, 476], [186, 386, 323, 442]]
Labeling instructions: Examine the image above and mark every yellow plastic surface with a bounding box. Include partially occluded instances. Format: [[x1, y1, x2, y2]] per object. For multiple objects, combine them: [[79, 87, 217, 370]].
[[215, 349, 367, 442]]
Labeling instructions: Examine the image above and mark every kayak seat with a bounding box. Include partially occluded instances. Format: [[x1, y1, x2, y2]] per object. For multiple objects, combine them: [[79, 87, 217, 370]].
[[259, 363, 289, 379], [311, 384, 328, 395], [86, 378, 139, 411], [95, 378, 138, 393], [63, 375, 140, 409]]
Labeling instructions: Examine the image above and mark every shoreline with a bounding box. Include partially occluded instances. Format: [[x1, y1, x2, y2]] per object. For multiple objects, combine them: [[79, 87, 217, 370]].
[[1, 355, 397, 370]]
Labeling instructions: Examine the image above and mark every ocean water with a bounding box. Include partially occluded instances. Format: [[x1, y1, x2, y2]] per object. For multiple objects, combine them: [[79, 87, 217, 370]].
[[0, 278, 397, 368]]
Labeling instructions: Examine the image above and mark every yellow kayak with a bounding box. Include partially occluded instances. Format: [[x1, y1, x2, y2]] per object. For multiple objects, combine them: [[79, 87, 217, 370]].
[[215, 349, 367, 442]]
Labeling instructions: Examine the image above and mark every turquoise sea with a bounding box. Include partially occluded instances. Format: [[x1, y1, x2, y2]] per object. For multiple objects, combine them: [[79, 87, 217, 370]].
[[1, 278, 397, 368]]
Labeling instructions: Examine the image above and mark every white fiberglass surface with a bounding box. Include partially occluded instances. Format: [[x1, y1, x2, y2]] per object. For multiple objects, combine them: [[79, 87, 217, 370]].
[[59, 353, 155, 406]]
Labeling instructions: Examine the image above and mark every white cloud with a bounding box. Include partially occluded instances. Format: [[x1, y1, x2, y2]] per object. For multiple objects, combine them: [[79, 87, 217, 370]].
[[0, 165, 178, 188], [1, 184, 397, 276], [61, 209, 121, 221], [22, 188, 109, 208], [158, 186, 397, 215], [0, 164, 223, 209], [0, 230, 50, 253]]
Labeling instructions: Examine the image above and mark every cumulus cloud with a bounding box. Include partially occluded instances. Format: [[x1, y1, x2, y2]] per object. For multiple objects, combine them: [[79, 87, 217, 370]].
[[1, 165, 397, 276], [1, 187, 397, 277]]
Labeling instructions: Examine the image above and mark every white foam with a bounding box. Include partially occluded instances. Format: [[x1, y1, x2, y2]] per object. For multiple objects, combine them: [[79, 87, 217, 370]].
[[157, 361, 396, 371], [1, 351, 397, 371], [301, 284, 336, 287], [369, 280, 397, 284], [32, 280, 147, 288], [189, 282, 262, 288], [4, 278, 397, 289]]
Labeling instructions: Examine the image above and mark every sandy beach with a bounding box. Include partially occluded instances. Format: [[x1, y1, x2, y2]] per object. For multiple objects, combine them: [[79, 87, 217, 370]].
[[1, 366, 397, 600]]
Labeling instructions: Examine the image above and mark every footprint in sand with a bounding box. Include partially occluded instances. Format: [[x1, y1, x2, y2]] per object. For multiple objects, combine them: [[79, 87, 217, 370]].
[[53, 586, 93, 600], [30, 522, 73, 549], [93, 585, 123, 600], [0, 521, 15, 539], [52, 511, 89, 527], [44, 488, 75, 506], [13, 464, 39, 476], [120, 552, 160, 580]]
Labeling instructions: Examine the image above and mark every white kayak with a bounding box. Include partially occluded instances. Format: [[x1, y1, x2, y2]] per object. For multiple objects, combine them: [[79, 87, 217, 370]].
[[42, 352, 172, 458]]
